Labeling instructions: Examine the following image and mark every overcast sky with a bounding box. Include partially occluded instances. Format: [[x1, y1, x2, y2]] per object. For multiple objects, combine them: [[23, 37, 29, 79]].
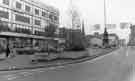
[[39, 0, 135, 41]]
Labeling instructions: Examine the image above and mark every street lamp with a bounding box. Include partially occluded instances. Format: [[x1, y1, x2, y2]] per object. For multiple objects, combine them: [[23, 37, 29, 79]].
[[104, 0, 107, 28], [103, 0, 109, 48]]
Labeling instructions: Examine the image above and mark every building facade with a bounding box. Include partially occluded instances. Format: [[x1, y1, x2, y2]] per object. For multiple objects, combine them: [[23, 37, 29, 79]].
[[0, 0, 60, 57], [0, 0, 59, 35]]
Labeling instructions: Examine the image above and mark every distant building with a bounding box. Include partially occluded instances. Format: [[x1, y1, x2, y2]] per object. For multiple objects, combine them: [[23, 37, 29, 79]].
[[86, 33, 102, 48], [120, 22, 130, 29], [119, 39, 126, 46], [108, 33, 119, 46], [86, 32, 119, 48], [106, 24, 116, 29]]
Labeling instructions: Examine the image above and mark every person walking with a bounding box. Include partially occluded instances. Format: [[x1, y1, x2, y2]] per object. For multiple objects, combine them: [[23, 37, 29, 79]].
[[6, 42, 10, 58]]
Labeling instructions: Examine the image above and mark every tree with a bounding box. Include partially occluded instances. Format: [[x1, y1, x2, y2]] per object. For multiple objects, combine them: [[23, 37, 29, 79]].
[[58, 28, 88, 51], [66, 29, 87, 51], [45, 24, 57, 37]]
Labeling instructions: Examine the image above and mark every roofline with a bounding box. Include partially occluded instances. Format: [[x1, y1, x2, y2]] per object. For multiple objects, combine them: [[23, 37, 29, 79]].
[[20, 0, 59, 15]]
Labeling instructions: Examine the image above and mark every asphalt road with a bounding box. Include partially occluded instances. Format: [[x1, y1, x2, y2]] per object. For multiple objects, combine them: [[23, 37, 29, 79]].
[[0, 47, 134, 81]]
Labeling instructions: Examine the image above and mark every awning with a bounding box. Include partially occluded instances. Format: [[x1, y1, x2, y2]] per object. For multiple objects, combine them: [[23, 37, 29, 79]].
[[0, 32, 53, 40]]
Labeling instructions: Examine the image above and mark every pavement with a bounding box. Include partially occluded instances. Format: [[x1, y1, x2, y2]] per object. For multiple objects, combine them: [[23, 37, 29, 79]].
[[0, 47, 118, 71]]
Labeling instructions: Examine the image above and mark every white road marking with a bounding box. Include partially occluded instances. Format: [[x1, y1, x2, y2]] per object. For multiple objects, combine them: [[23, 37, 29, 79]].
[[126, 49, 129, 56], [20, 72, 32, 76], [3, 74, 18, 80], [130, 65, 134, 81], [7, 76, 17, 80]]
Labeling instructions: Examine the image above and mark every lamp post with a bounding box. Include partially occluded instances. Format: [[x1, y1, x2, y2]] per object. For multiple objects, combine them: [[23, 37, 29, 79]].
[[104, 0, 107, 28], [103, 0, 109, 48]]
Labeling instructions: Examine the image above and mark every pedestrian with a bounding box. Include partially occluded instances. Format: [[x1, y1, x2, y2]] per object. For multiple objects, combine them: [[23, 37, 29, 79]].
[[6, 44, 10, 58]]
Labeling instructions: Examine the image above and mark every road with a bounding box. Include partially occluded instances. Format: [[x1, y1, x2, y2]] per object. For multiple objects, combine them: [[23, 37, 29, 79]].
[[0, 47, 134, 81]]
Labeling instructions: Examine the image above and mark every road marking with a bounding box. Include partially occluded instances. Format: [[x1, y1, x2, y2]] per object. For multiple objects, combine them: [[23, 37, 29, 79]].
[[130, 65, 135, 81], [7, 76, 17, 80], [126, 49, 129, 56], [3, 74, 18, 80]]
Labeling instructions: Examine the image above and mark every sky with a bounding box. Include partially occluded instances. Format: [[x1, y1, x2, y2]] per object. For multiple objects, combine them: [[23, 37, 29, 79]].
[[39, 0, 135, 42]]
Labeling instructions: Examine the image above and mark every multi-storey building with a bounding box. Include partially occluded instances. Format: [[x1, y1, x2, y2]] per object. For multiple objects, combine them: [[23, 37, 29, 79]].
[[0, 0, 60, 57], [0, 0, 59, 35]]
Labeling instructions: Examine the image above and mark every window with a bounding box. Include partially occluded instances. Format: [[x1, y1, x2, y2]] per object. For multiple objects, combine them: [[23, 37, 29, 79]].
[[42, 11, 46, 17], [54, 16, 58, 21], [35, 9, 39, 15], [25, 5, 31, 12], [15, 14, 30, 24], [34, 19, 41, 26], [16, 2, 22, 9], [0, 10, 9, 19], [3, 0, 9, 5], [49, 14, 53, 20]]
